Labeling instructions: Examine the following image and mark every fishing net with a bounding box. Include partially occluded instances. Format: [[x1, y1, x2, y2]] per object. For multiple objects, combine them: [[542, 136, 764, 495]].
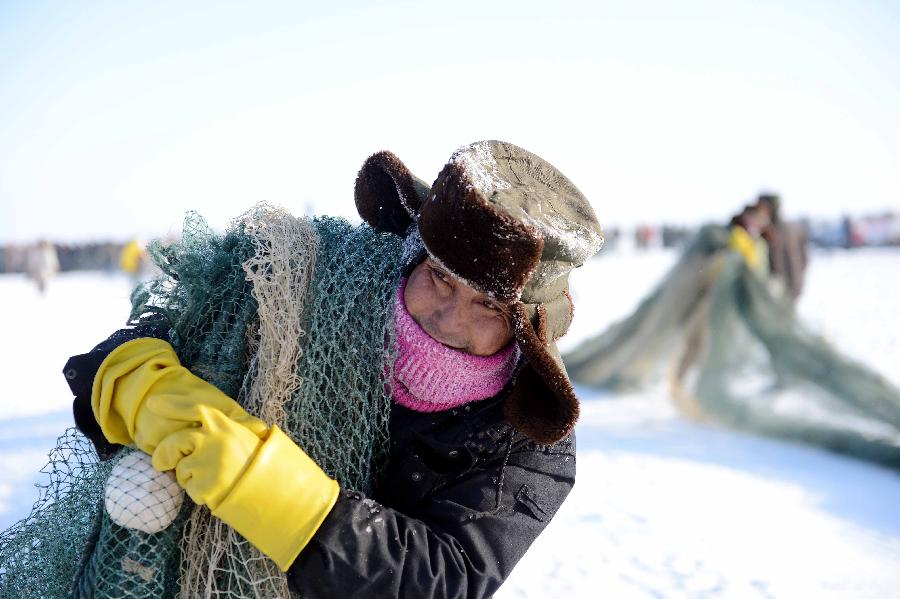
[[564, 224, 900, 467], [0, 205, 403, 598], [71, 449, 191, 599], [0, 430, 113, 598]]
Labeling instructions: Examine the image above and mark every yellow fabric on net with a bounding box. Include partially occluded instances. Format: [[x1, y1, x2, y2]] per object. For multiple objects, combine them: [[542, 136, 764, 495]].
[[727, 226, 762, 270]]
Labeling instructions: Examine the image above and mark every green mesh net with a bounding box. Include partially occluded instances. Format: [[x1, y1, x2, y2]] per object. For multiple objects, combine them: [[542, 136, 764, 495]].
[[0, 430, 113, 598], [72, 449, 190, 599], [565, 224, 900, 467], [0, 205, 403, 598]]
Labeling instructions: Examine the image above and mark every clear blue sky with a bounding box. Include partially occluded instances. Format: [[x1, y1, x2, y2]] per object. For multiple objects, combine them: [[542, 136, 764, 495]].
[[1, 0, 898, 242]]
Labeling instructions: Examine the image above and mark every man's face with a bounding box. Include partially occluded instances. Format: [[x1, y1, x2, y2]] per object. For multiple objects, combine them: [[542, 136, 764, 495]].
[[404, 258, 514, 356]]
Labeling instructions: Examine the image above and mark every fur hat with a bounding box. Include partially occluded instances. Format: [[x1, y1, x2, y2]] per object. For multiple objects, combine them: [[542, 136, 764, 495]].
[[355, 140, 604, 444]]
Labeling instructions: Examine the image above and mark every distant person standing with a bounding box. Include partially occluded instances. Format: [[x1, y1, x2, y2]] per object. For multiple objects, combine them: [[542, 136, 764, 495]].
[[119, 238, 148, 282], [757, 193, 808, 304], [25, 239, 60, 294], [727, 203, 772, 274]]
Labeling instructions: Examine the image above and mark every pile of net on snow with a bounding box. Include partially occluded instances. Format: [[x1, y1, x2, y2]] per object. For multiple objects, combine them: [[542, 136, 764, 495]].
[[0, 205, 403, 598], [564, 224, 900, 468]]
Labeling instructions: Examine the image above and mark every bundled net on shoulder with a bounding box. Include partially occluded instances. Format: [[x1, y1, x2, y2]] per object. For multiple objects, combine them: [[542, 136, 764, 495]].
[[564, 224, 900, 467], [0, 205, 403, 598]]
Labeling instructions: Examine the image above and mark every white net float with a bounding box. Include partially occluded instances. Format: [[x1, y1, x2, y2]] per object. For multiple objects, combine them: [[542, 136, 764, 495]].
[[104, 451, 184, 534]]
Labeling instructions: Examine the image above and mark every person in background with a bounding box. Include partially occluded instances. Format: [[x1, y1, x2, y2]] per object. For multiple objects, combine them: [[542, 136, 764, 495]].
[[119, 238, 148, 283], [727, 203, 772, 275], [758, 193, 808, 305], [25, 239, 60, 295], [566, 191, 900, 468]]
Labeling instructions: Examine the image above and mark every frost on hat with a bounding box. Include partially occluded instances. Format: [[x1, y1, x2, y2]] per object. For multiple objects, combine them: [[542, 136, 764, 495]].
[[419, 141, 604, 303]]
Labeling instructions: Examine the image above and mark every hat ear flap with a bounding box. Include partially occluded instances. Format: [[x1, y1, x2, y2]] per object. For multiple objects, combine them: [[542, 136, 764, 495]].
[[505, 304, 579, 445], [504, 362, 579, 445], [354, 151, 430, 236]]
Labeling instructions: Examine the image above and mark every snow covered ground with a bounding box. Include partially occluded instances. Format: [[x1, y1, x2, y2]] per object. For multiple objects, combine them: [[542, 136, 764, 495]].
[[502, 247, 900, 599], [1, 247, 899, 598]]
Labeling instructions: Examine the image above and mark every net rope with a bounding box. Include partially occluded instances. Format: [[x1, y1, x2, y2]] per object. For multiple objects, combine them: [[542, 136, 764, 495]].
[[177, 207, 320, 599]]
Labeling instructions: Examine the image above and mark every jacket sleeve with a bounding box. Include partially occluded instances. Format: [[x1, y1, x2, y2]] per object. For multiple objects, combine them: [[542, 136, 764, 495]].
[[62, 311, 172, 460], [288, 433, 576, 599]]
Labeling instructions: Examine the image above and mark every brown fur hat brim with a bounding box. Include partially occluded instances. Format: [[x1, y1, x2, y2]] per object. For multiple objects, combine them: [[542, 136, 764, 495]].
[[418, 162, 544, 303]]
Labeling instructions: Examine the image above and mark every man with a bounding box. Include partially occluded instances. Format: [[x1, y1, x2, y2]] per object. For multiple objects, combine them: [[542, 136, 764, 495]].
[[757, 193, 808, 304], [64, 140, 604, 598]]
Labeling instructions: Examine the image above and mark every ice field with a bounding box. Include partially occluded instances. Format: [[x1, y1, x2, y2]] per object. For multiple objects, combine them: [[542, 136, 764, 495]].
[[1, 246, 899, 598]]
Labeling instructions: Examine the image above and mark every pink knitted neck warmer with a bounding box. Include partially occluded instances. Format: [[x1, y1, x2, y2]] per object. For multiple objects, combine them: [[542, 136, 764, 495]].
[[390, 278, 519, 413]]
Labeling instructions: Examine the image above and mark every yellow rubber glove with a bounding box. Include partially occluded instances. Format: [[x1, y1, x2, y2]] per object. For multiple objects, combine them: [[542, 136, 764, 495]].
[[152, 407, 340, 571], [92, 337, 268, 453]]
